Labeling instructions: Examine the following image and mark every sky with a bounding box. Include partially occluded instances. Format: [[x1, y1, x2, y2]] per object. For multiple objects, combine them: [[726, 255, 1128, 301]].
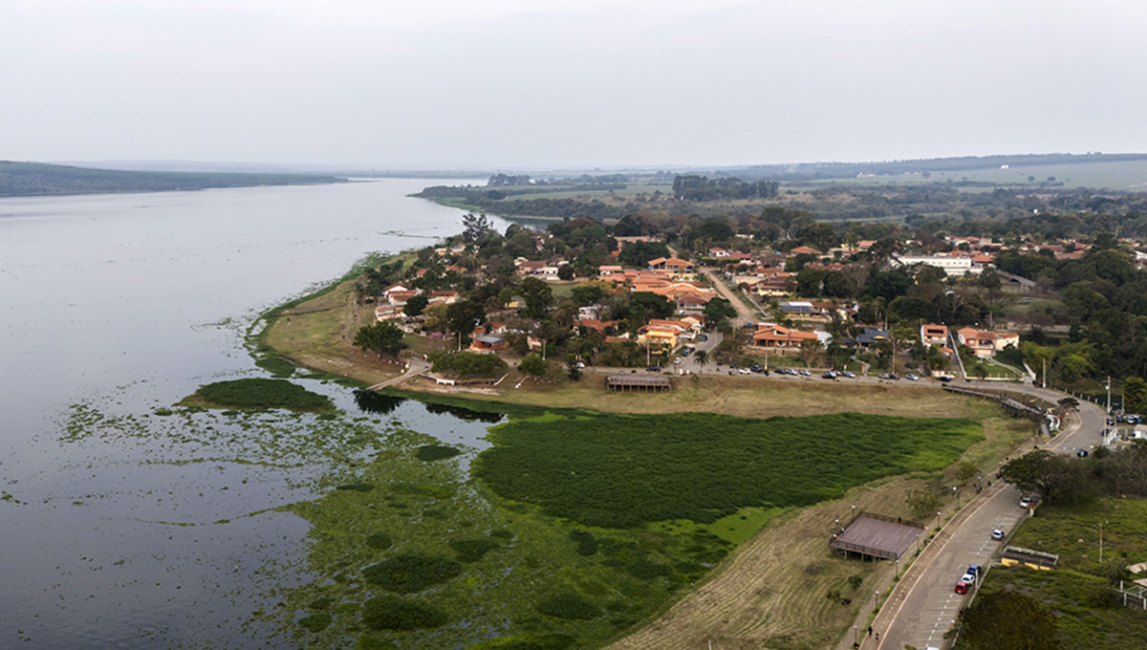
[[3, 0, 1146, 171]]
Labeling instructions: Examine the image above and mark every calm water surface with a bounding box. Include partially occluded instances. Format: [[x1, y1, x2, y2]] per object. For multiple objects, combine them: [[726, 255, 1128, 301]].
[[0, 180, 505, 648]]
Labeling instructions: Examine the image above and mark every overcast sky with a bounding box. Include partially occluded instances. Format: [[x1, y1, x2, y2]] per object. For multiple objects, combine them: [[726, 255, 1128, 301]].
[[3, 0, 1145, 170]]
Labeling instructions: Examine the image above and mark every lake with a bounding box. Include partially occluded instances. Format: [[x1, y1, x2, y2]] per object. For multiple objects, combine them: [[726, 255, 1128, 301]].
[[0, 180, 508, 649]]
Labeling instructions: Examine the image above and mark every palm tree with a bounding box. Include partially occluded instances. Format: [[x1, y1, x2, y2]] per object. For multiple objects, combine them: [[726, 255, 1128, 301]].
[[693, 349, 709, 372]]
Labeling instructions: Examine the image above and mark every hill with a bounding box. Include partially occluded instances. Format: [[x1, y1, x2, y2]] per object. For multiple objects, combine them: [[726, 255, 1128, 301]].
[[0, 160, 346, 197]]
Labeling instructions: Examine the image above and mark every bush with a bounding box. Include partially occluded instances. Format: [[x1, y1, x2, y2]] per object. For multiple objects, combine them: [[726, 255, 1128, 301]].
[[569, 530, 599, 556], [298, 612, 332, 632], [536, 593, 599, 620], [362, 595, 449, 630], [362, 555, 462, 593]]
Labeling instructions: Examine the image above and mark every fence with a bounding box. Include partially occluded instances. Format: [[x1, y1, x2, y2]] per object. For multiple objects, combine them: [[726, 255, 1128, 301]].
[[1118, 583, 1147, 610]]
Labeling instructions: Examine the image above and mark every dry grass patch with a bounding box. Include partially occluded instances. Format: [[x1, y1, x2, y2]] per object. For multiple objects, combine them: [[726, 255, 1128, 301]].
[[262, 281, 403, 385]]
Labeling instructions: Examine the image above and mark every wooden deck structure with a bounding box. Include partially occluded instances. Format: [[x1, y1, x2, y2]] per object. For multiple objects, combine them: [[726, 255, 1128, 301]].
[[942, 385, 1045, 419], [606, 375, 672, 392], [829, 512, 924, 561]]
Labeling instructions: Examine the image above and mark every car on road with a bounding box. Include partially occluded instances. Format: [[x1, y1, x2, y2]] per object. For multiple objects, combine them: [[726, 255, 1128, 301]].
[[954, 580, 970, 594], [750, 365, 764, 374], [799, 369, 811, 376], [843, 371, 856, 378], [699, 335, 708, 342], [1077, 449, 1090, 457], [646, 366, 661, 372], [822, 371, 837, 379], [739, 368, 751, 374], [938, 375, 953, 382], [1020, 496, 1033, 508], [967, 564, 982, 578], [991, 528, 1005, 541]]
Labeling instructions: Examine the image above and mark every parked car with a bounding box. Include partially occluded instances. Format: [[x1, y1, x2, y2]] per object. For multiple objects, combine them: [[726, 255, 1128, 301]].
[[822, 372, 837, 379], [905, 373, 919, 381], [699, 335, 708, 342], [967, 564, 983, 578], [991, 528, 1005, 541], [1019, 496, 1033, 508], [739, 368, 751, 374], [938, 375, 953, 382], [1077, 449, 1089, 457], [954, 580, 970, 595], [799, 369, 811, 376], [646, 366, 661, 372], [751, 365, 764, 374], [843, 371, 856, 378]]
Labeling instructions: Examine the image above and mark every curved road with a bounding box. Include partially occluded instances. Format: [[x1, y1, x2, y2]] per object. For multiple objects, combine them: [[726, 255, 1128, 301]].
[[871, 383, 1107, 650]]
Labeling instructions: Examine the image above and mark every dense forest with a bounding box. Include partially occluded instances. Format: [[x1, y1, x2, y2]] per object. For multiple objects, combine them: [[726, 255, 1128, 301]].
[[0, 161, 345, 197]]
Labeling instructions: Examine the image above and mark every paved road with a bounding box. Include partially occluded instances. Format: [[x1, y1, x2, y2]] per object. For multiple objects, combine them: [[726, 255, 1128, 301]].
[[697, 267, 765, 327], [872, 386, 1107, 650]]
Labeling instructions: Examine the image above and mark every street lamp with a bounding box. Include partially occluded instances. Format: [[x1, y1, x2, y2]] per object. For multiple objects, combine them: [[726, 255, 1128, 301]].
[[1100, 520, 1108, 564], [873, 590, 879, 612], [953, 485, 960, 509], [853, 625, 859, 647], [936, 511, 942, 530]]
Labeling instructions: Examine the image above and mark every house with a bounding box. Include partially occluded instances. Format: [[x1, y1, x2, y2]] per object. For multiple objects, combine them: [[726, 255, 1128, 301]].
[[387, 290, 418, 306], [789, 246, 821, 256], [853, 327, 890, 349], [955, 328, 998, 357], [469, 335, 508, 353], [708, 247, 729, 258], [892, 254, 983, 276], [374, 304, 403, 321], [752, 324, 819, 349], [779, 301, 825, 320], [920, 324, 949, 348]]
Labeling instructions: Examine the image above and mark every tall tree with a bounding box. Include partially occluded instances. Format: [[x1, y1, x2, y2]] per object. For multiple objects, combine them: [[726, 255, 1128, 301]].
[[1124, 376, 1147, 414], [353, 321, 406, 359]]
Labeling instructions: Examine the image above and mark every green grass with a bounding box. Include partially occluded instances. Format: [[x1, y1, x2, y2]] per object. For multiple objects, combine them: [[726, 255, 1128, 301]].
[[183, 378, 335, 412], [475, 411, 983, 528], [967, 497, 1147, 650]]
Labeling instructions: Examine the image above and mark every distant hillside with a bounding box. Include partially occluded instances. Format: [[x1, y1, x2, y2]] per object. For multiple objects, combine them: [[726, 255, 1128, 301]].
[[0, 160, 346, 197], [700, 152, 1147, 182]]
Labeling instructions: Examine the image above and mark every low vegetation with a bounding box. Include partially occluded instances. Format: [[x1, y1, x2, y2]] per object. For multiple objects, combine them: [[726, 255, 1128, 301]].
[[182, 378, 334, 412], [475, 411, 983, 528]]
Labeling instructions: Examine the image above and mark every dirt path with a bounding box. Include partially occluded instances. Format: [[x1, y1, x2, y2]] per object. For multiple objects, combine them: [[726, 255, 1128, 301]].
[[366, 358, 430, 390]]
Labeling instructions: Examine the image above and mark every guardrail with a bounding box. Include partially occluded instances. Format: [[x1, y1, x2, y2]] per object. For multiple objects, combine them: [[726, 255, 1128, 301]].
[[1001, 545, 1059, 569]]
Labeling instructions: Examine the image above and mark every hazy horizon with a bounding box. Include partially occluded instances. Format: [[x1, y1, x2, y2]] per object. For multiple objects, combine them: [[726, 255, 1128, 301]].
[[5, 1, 1145, 170]]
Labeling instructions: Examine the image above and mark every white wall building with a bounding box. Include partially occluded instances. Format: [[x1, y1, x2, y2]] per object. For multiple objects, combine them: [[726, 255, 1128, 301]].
[[892, 255, 983, 276]]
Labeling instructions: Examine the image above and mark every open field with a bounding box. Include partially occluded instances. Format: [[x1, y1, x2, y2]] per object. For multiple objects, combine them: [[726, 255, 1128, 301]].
[[788, 160, 1147, 192]]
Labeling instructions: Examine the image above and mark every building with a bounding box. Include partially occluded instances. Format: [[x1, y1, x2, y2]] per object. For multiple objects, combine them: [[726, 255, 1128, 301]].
[[752, 324, 819, 349], [920, 324, 949, 348], [892, 254, 983, 276]]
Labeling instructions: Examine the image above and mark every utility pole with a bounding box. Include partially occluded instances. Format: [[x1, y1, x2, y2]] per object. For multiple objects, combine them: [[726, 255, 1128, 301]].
[[1107, 376, 1112, 414], [1043, 358, 1047, 388]]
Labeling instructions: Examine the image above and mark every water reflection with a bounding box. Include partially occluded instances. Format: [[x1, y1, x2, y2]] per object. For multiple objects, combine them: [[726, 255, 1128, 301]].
[[353, 390, 407, 414], [424, 401, 504, 424]]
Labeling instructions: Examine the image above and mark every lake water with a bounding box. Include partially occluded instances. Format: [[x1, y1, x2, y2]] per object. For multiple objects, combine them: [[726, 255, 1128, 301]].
[[0, 180, 508, 649]]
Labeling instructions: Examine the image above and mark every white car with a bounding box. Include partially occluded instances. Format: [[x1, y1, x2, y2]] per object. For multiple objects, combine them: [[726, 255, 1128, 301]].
[[991, 528, 1005, 541]]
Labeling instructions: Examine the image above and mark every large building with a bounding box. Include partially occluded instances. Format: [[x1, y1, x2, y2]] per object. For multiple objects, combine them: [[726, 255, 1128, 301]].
[[892, 254, 983, 276]]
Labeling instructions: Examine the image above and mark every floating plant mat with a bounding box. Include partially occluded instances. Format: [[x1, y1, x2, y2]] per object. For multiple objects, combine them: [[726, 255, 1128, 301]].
[[56, 389, 984, 650]]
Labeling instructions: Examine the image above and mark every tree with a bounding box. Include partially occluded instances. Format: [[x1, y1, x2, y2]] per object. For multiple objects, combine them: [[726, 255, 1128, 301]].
[[519, 277, 554, 319], [353, 321, 406, 359], [461, 213, 493, 243], [703, 298, 737, 326], [693, 349, 709, 371], [906, 489, 940, 519], [557, 264, 575, 281], [403, 294, 429, 318], [956, 460, 978, 485], [957, 590, 1063, 650], [629, 291, 675, 324], [445, 300, 486, 339], [519, 352, 547, 378], [1124, 376, 1147, 414], [565, 355, 582, 381], [999, 450, 1092, 505]]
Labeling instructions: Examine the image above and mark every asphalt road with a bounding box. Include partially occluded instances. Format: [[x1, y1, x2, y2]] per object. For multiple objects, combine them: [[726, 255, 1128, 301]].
[[872, 386, 1108, 650]]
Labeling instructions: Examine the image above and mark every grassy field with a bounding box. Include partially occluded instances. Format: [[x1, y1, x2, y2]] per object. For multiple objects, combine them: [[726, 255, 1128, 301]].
[[964, 497, 1147, 650], [787, 160, 1147, 192]]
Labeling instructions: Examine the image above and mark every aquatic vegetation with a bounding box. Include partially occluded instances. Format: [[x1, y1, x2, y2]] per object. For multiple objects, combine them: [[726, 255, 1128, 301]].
[[449, 538, 501, 563], [475, 411, 982, 528], [362, 596, 449, 631], [536, 593, 599, 620], [415, 445, 462, 461], [362, 555, 463, 593], [186, 378, 334, 412]]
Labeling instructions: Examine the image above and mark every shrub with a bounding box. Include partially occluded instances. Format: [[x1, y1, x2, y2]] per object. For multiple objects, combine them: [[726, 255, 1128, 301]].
[[362, 555, 462, 593], [362, 595, 449, 630], [569, 530, 599, 556]]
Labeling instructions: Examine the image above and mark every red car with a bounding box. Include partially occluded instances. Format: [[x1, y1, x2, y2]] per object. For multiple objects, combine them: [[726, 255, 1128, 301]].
[[954, 581, 970, 595]]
